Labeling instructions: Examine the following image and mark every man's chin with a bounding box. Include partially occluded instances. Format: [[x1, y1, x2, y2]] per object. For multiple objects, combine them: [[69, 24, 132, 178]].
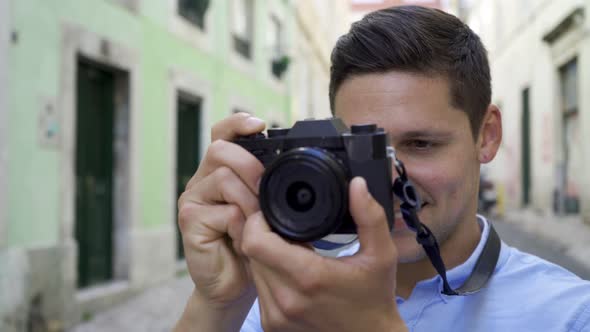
[[392, 233, 429, 263], [397, 249, 428, 264], [392, 228, 417, 239]]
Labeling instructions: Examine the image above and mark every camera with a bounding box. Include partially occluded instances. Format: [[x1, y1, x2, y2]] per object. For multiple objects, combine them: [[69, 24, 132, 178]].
[[235, 118, 394, 243]]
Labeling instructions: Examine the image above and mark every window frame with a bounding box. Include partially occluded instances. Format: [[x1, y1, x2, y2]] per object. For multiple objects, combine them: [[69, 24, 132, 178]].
[[178, 0, 210, 31], [231, 0, 255, 60]]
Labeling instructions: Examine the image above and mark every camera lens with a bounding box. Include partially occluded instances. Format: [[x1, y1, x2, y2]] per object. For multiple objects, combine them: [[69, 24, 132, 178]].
[[286, 181, 315, 212], [259, 147, 349, 242]]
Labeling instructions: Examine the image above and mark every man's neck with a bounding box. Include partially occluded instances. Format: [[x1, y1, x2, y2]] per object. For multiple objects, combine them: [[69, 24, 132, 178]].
[[395, 216, 482, 299]]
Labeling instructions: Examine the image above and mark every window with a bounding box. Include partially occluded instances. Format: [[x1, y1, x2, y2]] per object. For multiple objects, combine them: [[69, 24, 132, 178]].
[[231, 0, 254, 59], [269, 15, 288, 79], [113, 0, 140, 12], [178, 0, 210, 30], [561, 59, 578, 115], [269, 15, 281, 58]]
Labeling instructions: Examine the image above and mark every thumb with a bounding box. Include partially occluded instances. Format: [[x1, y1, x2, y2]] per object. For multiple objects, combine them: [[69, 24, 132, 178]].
[[349, 177, 394, 256]]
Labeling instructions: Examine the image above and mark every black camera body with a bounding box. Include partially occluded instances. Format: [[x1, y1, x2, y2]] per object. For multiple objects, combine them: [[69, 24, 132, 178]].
[[235, 118, 394, 243]]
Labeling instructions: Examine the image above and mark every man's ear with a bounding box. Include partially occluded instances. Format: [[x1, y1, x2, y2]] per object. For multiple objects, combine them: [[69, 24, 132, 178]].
[[477, 104, 502, 163]]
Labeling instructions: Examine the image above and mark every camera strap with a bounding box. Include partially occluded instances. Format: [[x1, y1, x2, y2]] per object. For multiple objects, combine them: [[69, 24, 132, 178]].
[[392, 157, 501, 296]]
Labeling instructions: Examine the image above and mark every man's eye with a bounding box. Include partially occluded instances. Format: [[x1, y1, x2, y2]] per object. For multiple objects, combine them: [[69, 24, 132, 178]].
[[407, 140, 433, 150]]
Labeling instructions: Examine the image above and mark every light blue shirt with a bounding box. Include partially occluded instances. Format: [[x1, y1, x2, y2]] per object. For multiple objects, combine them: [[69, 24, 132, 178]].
[[241, 216, 590, 331]]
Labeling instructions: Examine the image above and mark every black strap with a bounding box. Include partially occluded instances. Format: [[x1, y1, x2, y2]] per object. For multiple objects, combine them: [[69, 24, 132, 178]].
[[451, 222, 501, 295], [413, 219, 501, 296], [392, 157, 501, 296]]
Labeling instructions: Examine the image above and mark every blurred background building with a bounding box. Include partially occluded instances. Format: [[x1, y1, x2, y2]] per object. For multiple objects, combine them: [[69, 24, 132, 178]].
[[0, 0, 349, 330], [291, 1, 350, 120], [350, 0, 459, 20], [463, 0, 590, 225]]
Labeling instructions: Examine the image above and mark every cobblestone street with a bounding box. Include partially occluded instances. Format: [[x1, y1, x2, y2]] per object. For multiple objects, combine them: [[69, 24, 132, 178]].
[[493, 216, 590, 280], [70, 277, 193, 332], [69, 213, 590, 331]]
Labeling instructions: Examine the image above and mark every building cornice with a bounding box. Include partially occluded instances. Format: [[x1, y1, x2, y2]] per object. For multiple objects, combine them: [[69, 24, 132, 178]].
[[543, 7, 585, 44]]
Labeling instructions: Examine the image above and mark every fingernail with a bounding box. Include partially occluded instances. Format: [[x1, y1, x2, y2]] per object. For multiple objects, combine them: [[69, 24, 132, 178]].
[[235, 111, 250, 118], [355, 177, 370, 199], [246, 117, 265, 127]]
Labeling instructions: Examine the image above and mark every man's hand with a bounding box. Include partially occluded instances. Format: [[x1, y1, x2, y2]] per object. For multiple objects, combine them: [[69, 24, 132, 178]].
[[175, 113, 266, 331], [242, 177, 408, 332]]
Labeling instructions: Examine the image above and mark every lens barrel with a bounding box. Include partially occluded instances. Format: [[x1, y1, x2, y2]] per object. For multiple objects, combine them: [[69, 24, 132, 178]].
[[259, 147, 349, 242]]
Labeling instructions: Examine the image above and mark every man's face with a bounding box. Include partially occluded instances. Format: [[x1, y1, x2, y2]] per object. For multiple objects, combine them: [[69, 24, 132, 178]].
[[334, 71, 481, 263]]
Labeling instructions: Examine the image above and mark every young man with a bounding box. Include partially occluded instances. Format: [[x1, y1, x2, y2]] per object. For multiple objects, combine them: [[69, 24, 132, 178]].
[[175, 6, 590, 332]]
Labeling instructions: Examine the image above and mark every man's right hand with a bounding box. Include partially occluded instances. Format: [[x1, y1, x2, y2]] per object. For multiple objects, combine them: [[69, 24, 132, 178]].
[[175, 113, 266, 330]]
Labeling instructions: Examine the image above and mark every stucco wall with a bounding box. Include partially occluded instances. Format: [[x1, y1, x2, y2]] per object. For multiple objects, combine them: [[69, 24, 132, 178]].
[[0, 0, 9, 249], [292, 0, 350, 120], [467, 0, 590, 221], [7, 0, 292, 248]]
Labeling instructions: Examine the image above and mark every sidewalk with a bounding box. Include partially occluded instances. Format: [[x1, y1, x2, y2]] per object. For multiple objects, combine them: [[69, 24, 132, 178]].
[[69, 276, 193, 332], [500, 209, 590, 273]]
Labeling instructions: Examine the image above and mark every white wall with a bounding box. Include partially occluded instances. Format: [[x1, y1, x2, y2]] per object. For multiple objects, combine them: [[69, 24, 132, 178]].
[[292, 0, 350, 121], [467, 0, 590, 221]]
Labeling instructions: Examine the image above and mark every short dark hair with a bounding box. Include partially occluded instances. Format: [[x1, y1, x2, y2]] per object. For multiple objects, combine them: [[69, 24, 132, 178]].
[[329, 6, 491, 139]]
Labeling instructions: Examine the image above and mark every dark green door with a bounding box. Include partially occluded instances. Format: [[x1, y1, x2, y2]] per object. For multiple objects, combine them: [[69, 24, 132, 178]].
[[521, 87, 531, 206], [176, 94, 202, 259], [75, 60, 115, 288]]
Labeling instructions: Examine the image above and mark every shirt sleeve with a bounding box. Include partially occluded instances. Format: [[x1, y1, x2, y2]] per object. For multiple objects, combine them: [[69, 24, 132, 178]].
[[570, 301, 590, 332], [240, 298, 263, 332]]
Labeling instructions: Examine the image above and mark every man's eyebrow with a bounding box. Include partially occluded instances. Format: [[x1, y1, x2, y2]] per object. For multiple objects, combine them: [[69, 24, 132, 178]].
[[395, 130, 453, 139]]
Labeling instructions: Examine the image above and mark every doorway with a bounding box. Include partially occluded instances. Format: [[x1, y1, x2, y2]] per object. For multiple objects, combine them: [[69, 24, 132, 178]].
[[521, 87, 531, 207], [175, 92, 202, 259], [559, 58, 581, 214], [75, 58, 130, 288]]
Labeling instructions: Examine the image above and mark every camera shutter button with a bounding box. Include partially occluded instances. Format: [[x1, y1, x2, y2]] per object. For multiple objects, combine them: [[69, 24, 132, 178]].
[[351, 124, 377, 134]]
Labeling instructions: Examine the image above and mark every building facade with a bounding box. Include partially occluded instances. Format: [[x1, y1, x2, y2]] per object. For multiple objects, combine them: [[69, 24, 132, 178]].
[[0, 0, 303, 330], [349, 0, 457, 21], [290, 1, 350, 120], [0, 0, 8, 250], [464, 0, 590, 223]]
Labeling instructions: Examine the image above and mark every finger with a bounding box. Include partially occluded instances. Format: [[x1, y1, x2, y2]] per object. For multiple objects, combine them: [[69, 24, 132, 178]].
[[187, 139, 264, 195], [242, 212, 325, 282], [249, 261, 286, 329], [179, 204, 253, 302], [227, 217, 249, 258], [211, 112, 266, 141], [181, 166, 260, 218], [250, 260, 312, 327], [177, 200, 253, 259], [349, 177, 395, 257], [178, 202, 245, 248]]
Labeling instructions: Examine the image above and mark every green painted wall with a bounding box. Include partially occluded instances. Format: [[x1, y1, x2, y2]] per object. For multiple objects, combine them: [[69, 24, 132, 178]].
[[7, 0, 292, 247]]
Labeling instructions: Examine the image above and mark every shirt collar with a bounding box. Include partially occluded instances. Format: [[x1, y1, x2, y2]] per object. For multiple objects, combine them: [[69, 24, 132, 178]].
[[443, 215, 490, 289], [419, 215, 509, 302]]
